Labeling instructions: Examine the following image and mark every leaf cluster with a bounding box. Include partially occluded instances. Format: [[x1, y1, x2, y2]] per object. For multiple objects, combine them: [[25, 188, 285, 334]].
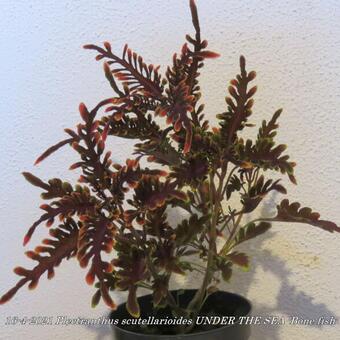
[[1, 0, 338, 328]]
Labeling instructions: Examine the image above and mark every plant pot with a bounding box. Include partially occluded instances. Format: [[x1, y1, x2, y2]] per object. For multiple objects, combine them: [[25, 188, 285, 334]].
[[110, 289, 252, 340]]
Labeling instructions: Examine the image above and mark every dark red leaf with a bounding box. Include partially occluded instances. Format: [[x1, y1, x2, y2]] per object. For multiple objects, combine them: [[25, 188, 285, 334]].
[[34, 138, 74, 165]]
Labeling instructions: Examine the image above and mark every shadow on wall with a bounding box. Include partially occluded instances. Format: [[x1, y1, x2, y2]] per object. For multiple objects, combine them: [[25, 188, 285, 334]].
[[81, 194, 337, 340], [226, 195, 338, 340]]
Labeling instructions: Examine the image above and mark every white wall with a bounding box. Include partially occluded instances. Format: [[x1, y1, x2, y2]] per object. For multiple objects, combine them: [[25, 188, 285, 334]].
[[0, 1, 339, 339]]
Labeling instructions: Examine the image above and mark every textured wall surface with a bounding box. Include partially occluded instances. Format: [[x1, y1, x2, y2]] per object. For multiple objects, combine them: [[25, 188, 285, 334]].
[[0, 1, 339, 339]]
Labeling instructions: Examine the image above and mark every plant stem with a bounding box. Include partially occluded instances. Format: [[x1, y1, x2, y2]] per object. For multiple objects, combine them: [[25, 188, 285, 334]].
[[185, 163, 227, 331], [221, 165, 238, 197], [219, 212, 243, 256]]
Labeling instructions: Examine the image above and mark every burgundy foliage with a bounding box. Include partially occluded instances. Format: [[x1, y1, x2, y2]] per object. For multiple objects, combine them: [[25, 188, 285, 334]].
[[1, 0, 338, 333]]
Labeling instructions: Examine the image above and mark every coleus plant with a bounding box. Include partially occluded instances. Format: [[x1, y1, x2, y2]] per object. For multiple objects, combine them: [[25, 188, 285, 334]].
[[1, 0, 339, 332]]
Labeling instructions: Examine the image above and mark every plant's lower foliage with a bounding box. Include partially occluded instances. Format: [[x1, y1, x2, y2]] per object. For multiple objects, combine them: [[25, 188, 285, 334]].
[[0, 220, 79, 305], [91, 273, 117, 308], [225, 252, 249, 271], [216, 252, 249, 283], [232, 221, 272, 248], [152, 275, 169, 307], [175, 214, 209, 246], [77, 216, 116, 308], [214, 256, 233, 283], [153, 240, 187, 275], [113, 238, 150, 318]]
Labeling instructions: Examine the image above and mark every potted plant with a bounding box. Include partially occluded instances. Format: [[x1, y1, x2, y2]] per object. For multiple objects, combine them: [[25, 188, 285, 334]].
[[1, 1, 339, 339]]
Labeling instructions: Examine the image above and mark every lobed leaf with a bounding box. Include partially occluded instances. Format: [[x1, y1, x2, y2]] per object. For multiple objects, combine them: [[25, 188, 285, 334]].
[[218, 56, 257, 147], [0, 220, 79, 305], [84, 43, 163, 98], [233, 221, 272, 247], [175, 214, 209, 246], [23, 186, 97, 245], [241, 176, 287, 213], [77, 216, 116, 309], [34, 138, 76, 165], [274, 199, 340, 233], [226, 252, 250, 271]]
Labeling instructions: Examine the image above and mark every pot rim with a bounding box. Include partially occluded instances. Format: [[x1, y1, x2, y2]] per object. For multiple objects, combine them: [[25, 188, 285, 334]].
[[110, 289, 252, 338]]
